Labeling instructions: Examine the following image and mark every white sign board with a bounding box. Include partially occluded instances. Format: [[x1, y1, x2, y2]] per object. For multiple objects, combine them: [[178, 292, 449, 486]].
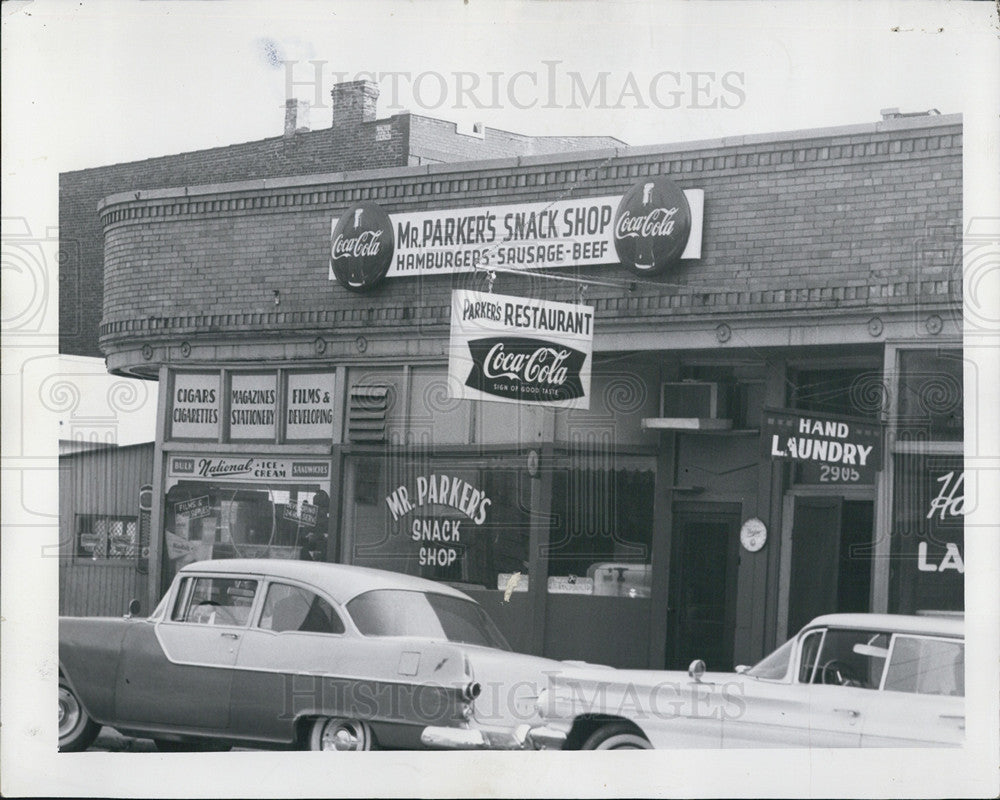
[[330, 190, 703, 281], [448, 289, 594, 409]]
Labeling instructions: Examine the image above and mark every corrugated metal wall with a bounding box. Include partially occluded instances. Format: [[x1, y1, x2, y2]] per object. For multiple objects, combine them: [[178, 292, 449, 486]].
[[59, 443, 154, 616]]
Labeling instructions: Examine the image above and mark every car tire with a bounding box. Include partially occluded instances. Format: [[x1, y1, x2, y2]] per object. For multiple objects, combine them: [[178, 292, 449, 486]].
[[153, 738, 232, 752], [581, 723, 652, 750], [58, 679, 101, 752], [308, 718, 373, 751]]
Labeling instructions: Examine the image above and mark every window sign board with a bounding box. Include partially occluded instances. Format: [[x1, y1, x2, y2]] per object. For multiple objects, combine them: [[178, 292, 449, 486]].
[[761, 407, 882, 484], [285, 372, 336, 440], [171, 373, 221, 439], [229, 373, 277, 440], [168, 455, 330, 483], [448, 289, 594, 409]]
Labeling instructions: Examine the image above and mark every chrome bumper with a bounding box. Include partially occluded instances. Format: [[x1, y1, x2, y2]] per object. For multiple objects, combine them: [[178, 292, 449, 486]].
[[420, 723, 568, 751]]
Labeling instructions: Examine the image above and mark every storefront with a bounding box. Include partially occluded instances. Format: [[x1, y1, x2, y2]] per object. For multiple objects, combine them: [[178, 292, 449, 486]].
[[97, 112, 963, 669]]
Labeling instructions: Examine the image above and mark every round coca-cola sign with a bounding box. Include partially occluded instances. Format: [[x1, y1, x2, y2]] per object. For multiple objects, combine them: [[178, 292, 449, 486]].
[[613, 177, 691, 276], [330, 202, 395, 292]]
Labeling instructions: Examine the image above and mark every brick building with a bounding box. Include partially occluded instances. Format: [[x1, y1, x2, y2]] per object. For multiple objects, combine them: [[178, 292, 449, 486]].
[[60, 81, 622, 358], [67, 83, 964, 669]]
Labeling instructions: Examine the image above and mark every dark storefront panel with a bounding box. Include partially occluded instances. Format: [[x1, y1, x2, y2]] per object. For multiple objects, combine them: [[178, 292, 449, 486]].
[[787, 498, 874, 636], [889, 453, 964, 614]]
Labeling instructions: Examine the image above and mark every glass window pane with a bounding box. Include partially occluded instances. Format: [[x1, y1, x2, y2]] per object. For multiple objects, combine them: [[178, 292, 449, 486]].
[[884, 636, 964, 696], [347, 456, 530, 591], [897, 350, 963, 442], [789, 367, 882, 421], [807, 629, 889, 689], [260, 583, 344, 634], [889, 454, 964, 614], [546, 455, 655, 598], [797, 630, 824, 683], [176, 577, 258, 626], [163, 482, 330, 583], [347, 589, 509, 650], [748, 638, 795, 680]]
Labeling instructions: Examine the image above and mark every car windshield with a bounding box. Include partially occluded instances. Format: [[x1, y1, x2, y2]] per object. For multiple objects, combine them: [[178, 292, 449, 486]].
[[346, 590, 511, 651], [745, 637, 795, 679]]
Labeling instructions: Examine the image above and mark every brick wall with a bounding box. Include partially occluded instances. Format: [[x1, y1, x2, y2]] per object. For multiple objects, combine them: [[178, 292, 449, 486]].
[[97, 116, 962, 371], [60, 80, 622, 357]]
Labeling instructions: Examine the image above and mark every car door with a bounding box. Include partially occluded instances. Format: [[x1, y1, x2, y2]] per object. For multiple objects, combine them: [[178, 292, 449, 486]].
[[229, 580, 351, 742], [115, 574, 259, 731], [724, 628, 882, 747], [860, 634, 965, 746]]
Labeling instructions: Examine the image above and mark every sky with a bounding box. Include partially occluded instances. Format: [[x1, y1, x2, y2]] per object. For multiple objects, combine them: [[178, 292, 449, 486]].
[[2, 1, 999, 796], [3, 0, 995, 447]]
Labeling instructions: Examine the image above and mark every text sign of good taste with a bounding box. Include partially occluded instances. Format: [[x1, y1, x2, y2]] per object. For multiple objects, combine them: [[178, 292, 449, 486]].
[[329, 189, 704, 284], [286, 373, 336, 440], [385, 474, 492, 569], [230, 373, 276, 439], [172, 373, 220, 439]]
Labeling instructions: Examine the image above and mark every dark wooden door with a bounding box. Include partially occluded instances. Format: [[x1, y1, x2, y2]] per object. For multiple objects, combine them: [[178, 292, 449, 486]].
[[787, 496, 842, 636], [667, 504, 741, 670]]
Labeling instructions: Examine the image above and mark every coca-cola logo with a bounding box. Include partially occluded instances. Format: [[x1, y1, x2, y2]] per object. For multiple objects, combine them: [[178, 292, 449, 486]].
[[330, 202, 395, 292], [466, 337, 586, 402], [613, 176, 691, 276]]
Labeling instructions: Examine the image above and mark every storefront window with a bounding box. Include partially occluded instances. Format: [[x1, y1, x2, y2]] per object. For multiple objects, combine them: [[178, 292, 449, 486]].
[[161, 455, 331, 584], [896, 349, 963, 442], [889, 453, 964, 614], [76, 514, 138, 560], [545, 455, 655, 598], [346, 455, 531, 590], [789, 367, 883, 420]]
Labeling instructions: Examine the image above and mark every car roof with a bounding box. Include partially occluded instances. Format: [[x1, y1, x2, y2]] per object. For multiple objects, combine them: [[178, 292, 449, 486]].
[[178, 559, 472, 606], [800, 612, 964, 638]]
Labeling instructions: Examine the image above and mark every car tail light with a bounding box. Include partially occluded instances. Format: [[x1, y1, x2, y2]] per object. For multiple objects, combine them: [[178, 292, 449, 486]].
[[463, 681, 482, 702]]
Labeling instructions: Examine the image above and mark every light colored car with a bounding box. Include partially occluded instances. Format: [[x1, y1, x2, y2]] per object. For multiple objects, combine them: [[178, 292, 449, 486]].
[[58, 559, 583, 752], [525, 613, 965, 749]]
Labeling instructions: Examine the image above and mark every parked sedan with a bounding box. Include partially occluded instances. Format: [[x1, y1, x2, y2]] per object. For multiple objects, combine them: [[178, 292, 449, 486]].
[[58, 559, 578, 752], [523, 613, 965, 749]]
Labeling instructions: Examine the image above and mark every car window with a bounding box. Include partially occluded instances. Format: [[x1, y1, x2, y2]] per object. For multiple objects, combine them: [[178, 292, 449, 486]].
[[171, 576, 258, 626], [883, 635, 964, 697], [747, 638, 795, 680], [347, 590, 511, 650], [259, 583, 345, 634], [797, 630, 824, 683], [802, 628, 889, 689]]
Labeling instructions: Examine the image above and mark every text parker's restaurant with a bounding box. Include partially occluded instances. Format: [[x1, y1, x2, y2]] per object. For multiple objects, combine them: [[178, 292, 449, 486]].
[[100, 115, 964, 669]]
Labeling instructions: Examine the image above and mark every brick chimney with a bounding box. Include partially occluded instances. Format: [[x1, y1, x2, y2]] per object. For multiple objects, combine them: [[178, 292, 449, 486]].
[[284, 98, 311, 137], [331, 80, 379, 127]]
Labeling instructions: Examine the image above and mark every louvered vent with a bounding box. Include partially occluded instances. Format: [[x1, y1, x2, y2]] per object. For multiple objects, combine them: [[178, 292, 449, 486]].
[[349, 384, 390, 443]]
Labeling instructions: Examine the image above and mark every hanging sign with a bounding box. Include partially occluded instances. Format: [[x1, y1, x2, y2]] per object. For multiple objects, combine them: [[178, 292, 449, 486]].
[[175, 496, 212, 520], [448, 289, 593, 408], [761, 407, 882, 483], [329, 185, 703, 290]]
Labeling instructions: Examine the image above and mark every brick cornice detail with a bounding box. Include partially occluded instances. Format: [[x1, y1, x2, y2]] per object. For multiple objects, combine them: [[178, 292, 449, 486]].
[[99, 278, 961, 350], [98, 129, 961, 228]]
